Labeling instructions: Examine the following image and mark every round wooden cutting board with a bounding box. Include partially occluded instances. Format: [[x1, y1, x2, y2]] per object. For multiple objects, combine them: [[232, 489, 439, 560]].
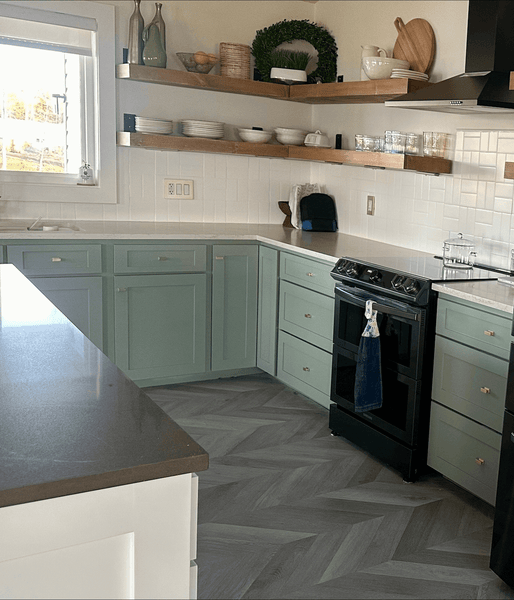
[[392, 17, 435, 74]]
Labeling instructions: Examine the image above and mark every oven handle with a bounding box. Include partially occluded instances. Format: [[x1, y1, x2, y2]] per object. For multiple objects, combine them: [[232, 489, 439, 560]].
[[335, 284, 423, 322]]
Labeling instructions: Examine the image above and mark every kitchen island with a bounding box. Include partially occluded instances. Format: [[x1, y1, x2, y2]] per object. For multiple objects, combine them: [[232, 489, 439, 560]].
[[0, 264, 208, 599]]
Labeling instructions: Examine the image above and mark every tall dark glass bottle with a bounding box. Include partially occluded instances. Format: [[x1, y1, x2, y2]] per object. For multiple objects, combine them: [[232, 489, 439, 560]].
[[128, 0, 144, 65]]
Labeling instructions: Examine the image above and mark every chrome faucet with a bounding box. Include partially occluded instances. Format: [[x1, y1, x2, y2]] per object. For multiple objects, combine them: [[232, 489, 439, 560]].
[[27, 216, 43, 231]]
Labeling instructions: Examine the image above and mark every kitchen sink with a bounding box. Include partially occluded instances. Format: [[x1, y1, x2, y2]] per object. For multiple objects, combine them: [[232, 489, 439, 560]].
[[0, 222, 84, 233]]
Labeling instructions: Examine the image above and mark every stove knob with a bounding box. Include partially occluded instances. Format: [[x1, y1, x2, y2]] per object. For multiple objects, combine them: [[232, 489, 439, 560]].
[[404, 279, 420, 295], [345, 263, 360, 278], [336, 260, 347, 273], [392, 275, 406, 290], [369, 269, 382, 283]]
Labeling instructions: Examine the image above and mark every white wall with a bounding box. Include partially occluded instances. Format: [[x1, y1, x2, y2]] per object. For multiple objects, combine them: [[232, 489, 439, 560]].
[[4, 0, 514, 269]]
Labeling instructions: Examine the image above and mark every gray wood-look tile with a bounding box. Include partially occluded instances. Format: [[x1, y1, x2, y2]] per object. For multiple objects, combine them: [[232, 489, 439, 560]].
[[144, 373, 509, 600]]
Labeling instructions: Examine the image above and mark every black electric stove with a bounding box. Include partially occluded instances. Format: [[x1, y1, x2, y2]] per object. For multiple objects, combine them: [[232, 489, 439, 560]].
[[328, 254, 502, 481]]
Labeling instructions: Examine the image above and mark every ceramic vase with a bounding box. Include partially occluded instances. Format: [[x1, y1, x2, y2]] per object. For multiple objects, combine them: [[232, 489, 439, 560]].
[[142, 23, 167, 68], [127, 0, 144, 65], [150, 2, 166, 53]]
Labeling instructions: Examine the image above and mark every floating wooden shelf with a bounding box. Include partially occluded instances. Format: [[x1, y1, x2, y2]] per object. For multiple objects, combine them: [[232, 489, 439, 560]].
[[510, 73, 514, 90], [504, 162, 514, 179], [117, 64, 432, 105], [116, 64, 289, 100], [117, 132, 452, 174], [288, 78, 432, 104]]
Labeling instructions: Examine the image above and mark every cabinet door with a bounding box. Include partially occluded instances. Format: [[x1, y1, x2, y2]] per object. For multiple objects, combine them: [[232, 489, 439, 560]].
[[257, 246, 278, 375], [31, 277, 103, 351], [114, 274, 207, 381], [212, 245, 258, 372]]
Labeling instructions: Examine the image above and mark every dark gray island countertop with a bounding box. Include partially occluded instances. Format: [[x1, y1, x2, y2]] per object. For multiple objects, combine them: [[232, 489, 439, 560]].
[[0, 264, 208, 508]]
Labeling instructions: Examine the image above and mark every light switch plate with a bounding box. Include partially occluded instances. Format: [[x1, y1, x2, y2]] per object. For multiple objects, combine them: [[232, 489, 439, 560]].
[[163, 179, 194, 199], [367, 195, 375, 215]]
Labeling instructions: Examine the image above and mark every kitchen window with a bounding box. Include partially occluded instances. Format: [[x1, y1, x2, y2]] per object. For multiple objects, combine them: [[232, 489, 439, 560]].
[[0, 1, 116, 204]]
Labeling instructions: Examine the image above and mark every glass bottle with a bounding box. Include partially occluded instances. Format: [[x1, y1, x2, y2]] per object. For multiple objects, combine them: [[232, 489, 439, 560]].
[[150, 2, 166, 53], [128, 0, 144, 65]]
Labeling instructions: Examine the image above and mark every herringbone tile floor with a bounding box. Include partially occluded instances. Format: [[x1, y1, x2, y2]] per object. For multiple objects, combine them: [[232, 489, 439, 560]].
[[144, 374, 513, 599]]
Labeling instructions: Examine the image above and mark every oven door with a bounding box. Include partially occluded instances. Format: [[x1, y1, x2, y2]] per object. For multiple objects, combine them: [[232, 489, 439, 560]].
[[331, 343, 422, 445], [333, 283, 426, 380]]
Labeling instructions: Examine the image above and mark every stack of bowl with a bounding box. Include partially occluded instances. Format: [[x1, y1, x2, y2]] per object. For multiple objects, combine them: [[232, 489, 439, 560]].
[[275, 128, 307, 146], [238, 129, 273, 143], [362, 57, 410, 79]]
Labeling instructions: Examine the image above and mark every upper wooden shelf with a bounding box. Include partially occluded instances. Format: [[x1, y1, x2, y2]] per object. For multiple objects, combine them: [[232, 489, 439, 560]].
[[116, 64, 432, 105], [117, 132, 452, 175]]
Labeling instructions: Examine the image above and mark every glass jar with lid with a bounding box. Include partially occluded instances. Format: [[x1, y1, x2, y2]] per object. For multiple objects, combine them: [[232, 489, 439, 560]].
[[442, 233, 477, 269]]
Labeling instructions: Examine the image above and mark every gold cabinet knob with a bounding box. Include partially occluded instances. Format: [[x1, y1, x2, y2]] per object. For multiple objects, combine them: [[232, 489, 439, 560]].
[[480, 387, 491, 394], [304, 313, 312, 318], [484, 330, 495, 336], [475, 458, 485, 466], [303, 367, 310, 372], [307, 272, 315, 277]]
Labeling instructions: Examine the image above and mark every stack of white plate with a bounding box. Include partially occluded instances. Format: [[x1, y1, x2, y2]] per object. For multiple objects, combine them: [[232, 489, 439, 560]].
[[391, 69, 429, 81], [135, 117, 174, 134], [182, 120, 225, 139]]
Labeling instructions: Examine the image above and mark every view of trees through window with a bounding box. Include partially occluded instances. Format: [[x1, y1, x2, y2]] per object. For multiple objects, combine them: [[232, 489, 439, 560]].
[[0, 45, 80, 174]]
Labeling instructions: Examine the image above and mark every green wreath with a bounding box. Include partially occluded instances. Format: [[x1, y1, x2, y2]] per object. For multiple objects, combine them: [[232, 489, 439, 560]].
[[251, 19, 338, 84]]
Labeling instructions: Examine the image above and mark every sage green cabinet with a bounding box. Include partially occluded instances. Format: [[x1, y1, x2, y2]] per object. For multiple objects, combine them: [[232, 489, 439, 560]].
[[211, 244, 258, 372], [275, 252, 335, 409], [114, 274, 207, 382], [429, 294, 507, 505], [257, 246, 278, 375], [31, 277, 104, 351]]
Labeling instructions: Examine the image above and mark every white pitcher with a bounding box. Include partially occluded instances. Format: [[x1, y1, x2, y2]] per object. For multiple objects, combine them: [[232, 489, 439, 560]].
[[361, 45, 387, 80]]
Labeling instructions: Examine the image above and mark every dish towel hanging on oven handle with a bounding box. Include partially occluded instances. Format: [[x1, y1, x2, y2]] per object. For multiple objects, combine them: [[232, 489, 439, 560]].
[[354, 300, 383, 413]]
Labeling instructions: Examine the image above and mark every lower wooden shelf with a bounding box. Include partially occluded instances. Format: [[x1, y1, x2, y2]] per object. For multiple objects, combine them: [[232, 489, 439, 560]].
[[504, 162, 514, 179], [117, 132, 452, 174]]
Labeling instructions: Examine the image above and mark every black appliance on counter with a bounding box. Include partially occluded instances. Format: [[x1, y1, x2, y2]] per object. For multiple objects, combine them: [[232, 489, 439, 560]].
[[490, 326, 514, 587], [329, 255, 501, 482]]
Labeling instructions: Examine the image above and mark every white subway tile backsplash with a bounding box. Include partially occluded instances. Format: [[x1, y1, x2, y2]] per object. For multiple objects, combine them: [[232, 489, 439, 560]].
[[7, 128, 514, 266]]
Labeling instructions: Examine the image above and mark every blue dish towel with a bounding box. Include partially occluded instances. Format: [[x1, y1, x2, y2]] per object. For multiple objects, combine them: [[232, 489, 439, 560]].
[[354, 300, 383, 413]]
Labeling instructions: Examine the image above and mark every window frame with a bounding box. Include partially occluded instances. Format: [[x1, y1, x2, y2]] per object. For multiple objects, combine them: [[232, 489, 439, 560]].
[[0, 1, 116, 205]]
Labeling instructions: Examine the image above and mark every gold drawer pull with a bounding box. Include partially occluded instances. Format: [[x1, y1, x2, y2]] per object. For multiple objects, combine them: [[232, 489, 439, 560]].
[[480, 387, 491, 394], [307, 272, 315, 277], [484, 330, 495, 336], [215, 256, 224, 260], [476, 458, 485, 466], [303, 367, 310, 372], [157, 256, 167, 261], [51, 257, 62, 262], [117, 287, 127, 292], [305, 313, 312, 319]]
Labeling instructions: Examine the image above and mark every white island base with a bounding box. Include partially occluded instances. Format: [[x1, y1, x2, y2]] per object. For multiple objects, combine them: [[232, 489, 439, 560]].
[[0, 473, 199, 599]]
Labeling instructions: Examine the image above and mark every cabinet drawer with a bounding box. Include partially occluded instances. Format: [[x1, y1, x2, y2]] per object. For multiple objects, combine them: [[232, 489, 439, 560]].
[[432, 336, 507, 433], [279, 280, 334, 352], [436, 297, 511, 360], [428, 402, 501, 506], [280, 252, 334, 296], [114, 244, 206, 274], [277, 331, 332, 409], [8, 244, 102, 276]]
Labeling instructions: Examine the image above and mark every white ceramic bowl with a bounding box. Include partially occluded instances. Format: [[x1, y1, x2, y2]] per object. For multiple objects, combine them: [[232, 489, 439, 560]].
[[275, 128, 307, 146], [362, 56, 410, 80], [238, 128, 273, 143]]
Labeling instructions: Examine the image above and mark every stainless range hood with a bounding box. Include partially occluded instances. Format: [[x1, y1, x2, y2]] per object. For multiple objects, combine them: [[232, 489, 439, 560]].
[[386, 1, 514, 113]]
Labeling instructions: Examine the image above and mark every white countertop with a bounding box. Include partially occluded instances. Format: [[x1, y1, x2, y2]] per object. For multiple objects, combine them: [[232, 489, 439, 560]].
[[433, 280, 514, 314], [0, 220, 431, 263], [3, 219, 514, 314]]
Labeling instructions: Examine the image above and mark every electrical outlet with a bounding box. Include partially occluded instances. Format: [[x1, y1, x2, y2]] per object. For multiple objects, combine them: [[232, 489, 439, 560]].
[[163, 179, 194, 199], [367, 195, 375, 216]]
